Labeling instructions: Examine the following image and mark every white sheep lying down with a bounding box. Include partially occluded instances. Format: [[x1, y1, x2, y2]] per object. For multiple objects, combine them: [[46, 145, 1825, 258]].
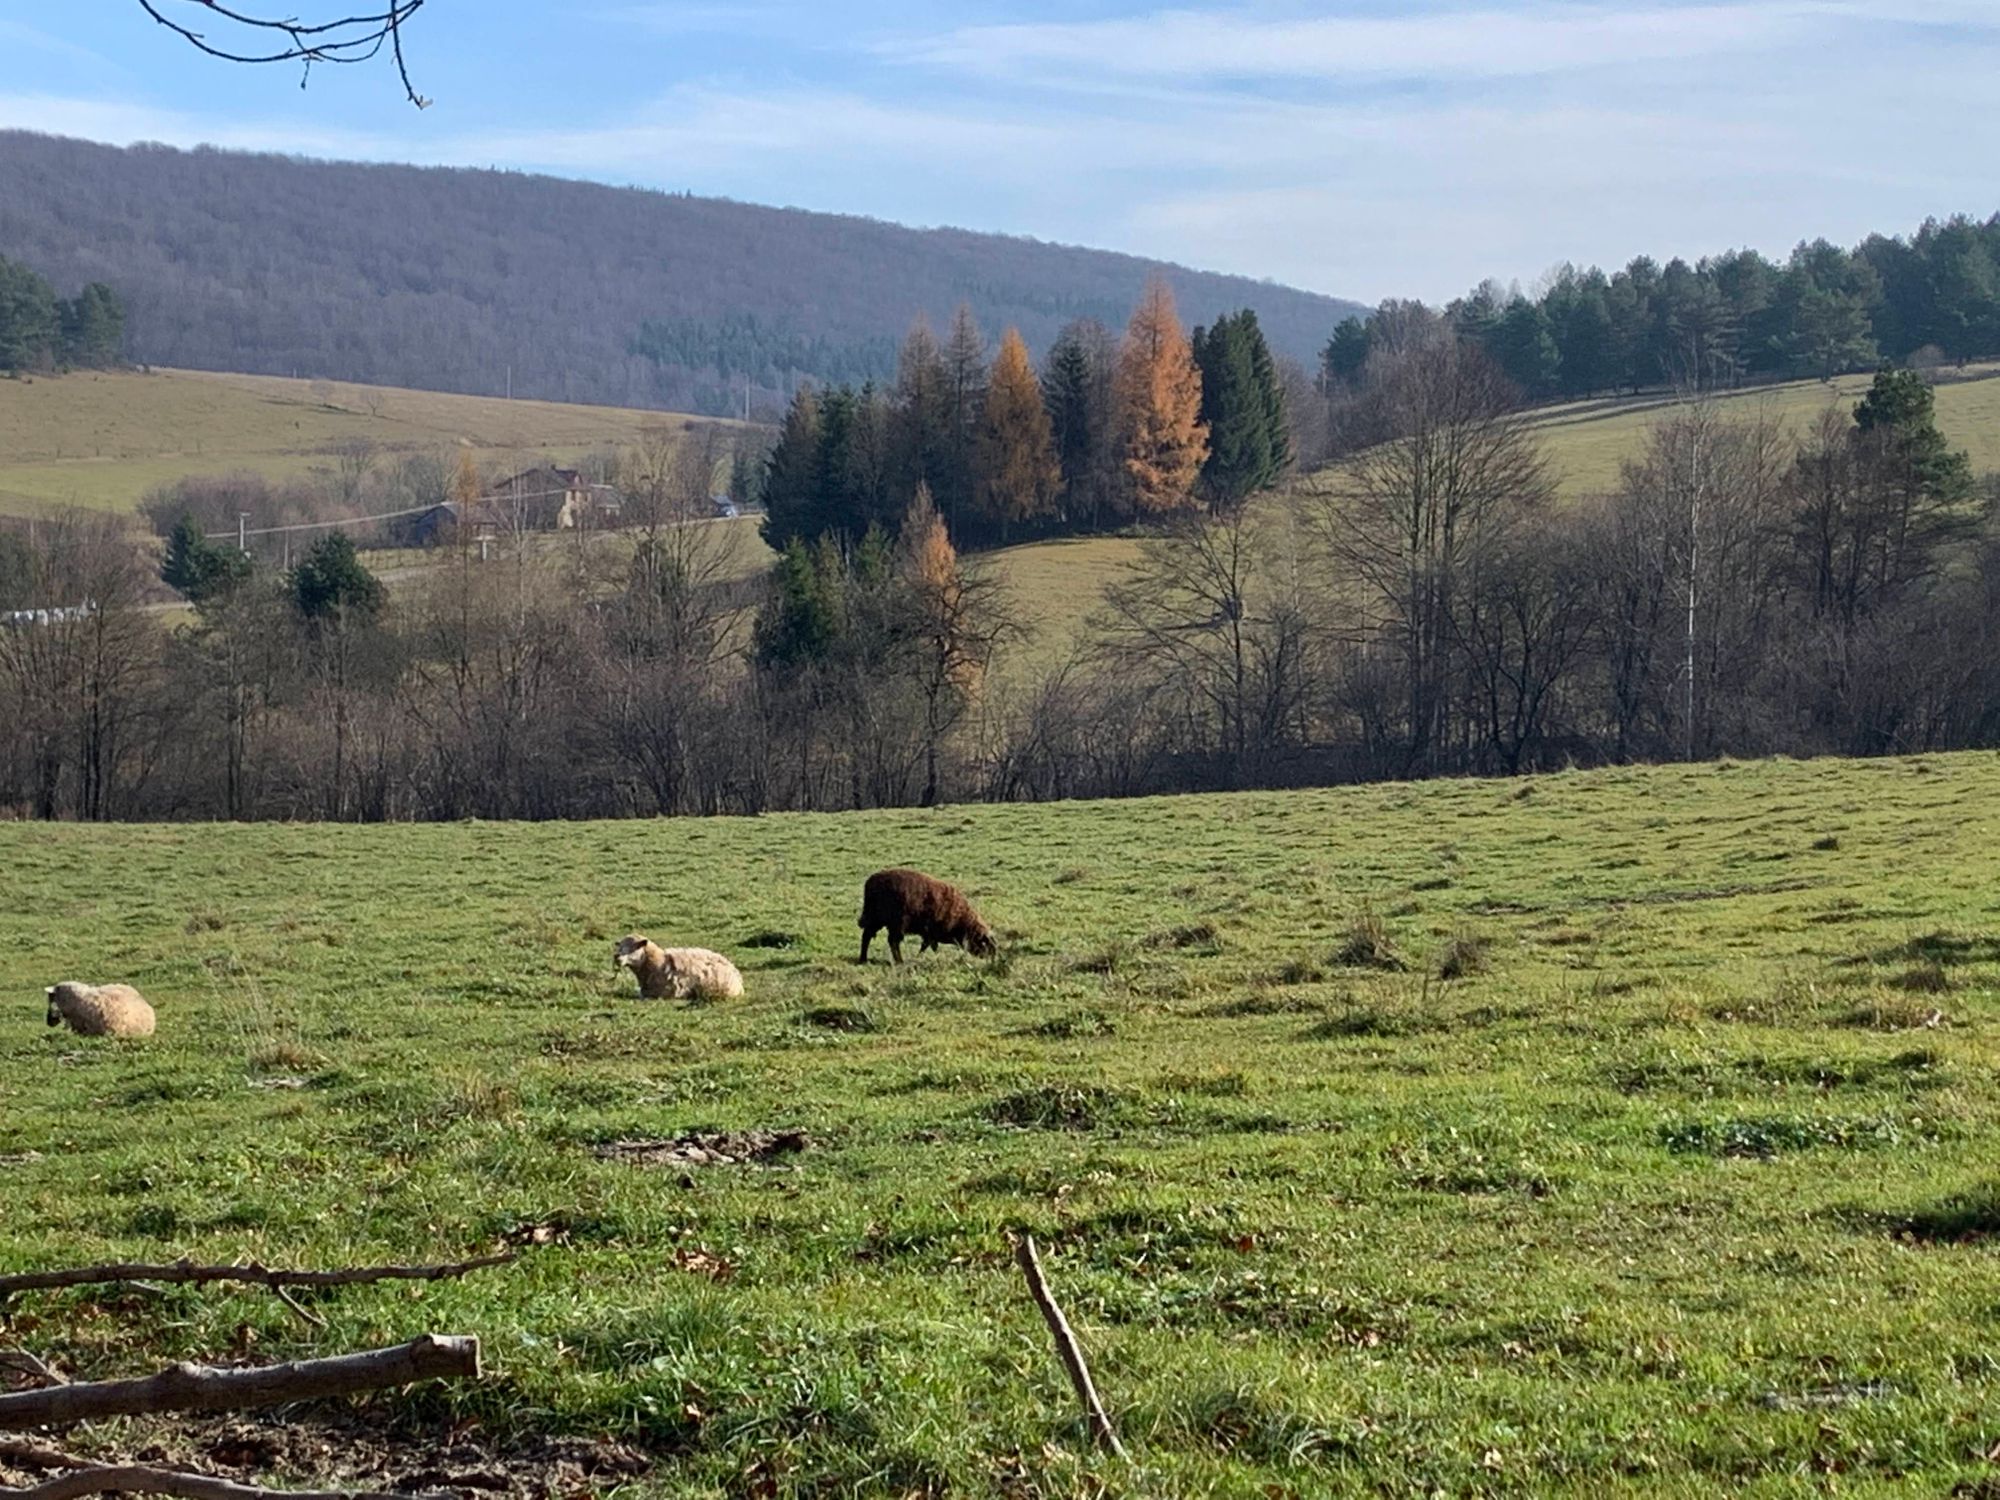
[[46, 981, 156, 1038], [613, 935, 745, 1001]]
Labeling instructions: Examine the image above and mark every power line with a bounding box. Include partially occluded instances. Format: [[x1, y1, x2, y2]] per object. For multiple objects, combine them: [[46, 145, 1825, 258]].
[[203, 486, 597, 541]]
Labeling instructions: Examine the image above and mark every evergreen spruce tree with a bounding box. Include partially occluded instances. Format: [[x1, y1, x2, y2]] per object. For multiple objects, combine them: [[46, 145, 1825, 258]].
[[1321, 316, 1372, 388], [1240, 311, 1290, 479], [891, 318, 951, 506], [1193, 314, 1271, 509], [759, 386, 822, 550], [939, 305, 988, 529], [162, 512, 250, 604]]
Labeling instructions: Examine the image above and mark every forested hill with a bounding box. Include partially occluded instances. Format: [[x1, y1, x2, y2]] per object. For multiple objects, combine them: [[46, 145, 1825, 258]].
[[0, 132, 1361, 417]]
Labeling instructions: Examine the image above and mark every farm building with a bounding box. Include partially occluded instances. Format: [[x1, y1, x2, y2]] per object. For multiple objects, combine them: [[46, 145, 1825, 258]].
[[488, 467, 622, 530]]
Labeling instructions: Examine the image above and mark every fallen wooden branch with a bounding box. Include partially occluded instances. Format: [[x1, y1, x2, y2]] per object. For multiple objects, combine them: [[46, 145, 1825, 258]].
[[0, 1335, 478, 1430], [0, 1255, 513, 1301], [1011, 1234, 1128, 1459], [0, 1452, 425, 1500], [0, 1354, 62, 1390]]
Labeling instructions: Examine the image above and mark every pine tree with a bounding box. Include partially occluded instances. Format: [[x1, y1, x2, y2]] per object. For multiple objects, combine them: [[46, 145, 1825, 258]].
[[891, 318, 951, 505], [938, 305, 988, 528], [161, 512, 249, 604], [1041, 318, 1116, 530], [759, 386, 822, 549], [1116, 279, 1209, 515], [57, 283, 124, 368], [1240, 311, 1290, 479], [974, 328, 1061, 539], [1321, 316, 1371, 388], [0, 257, 59, 372], [813, 384, 861, 542], [1192, 315, 1266, 509], [1854, 367, 1973, 504], [291, 532, 384, 623]]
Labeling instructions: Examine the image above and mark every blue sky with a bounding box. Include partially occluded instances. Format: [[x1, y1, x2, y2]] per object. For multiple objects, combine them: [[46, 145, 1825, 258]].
[[3, 2, 1997, 303]]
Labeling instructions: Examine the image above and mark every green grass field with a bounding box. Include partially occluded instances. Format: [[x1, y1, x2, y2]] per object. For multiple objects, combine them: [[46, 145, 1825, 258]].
[[6, 754, 2000, 1495], [1521, 366, 2000, 498], [0, 368, 716, 517]]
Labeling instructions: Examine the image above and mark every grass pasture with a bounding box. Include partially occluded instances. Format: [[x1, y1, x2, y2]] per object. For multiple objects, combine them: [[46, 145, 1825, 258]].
[[5, 754, 2000, 1494], [1520, 365, 2000, 498], [0, 368, 717, 517]]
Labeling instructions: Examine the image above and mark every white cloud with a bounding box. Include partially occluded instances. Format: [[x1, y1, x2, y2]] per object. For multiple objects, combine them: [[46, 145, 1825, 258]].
[[0, 21, 119, 73], [0, 94, 396, 158], [885, 0, 1996, 83]]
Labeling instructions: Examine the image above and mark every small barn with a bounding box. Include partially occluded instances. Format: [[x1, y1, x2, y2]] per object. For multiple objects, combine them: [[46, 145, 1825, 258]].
[[488, 467, 622, 531]]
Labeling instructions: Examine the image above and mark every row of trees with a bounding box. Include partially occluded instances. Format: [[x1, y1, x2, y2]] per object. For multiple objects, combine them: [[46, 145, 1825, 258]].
[[1323, 214, 2000, 403], [0, 258, 124, 372], [1076, 347, 1992, 794], [759, 283, 1289, 550], [2, 330, 1994, 822]]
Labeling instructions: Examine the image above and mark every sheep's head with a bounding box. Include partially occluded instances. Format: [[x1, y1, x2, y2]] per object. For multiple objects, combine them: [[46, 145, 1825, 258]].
[[966, 924, 998, 959], [613, 935, 653, 972], [44, 982, 83, 1027]]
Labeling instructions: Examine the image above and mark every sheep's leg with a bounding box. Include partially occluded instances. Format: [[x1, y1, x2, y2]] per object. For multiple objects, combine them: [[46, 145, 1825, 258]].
[[860, 926, 877, 963], [889, 928, 905, 964], [921, 935, 937, 953]]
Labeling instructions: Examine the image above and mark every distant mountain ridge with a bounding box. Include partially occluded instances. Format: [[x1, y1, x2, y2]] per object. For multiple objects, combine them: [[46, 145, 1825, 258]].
[[0, 132, 1363, 417]]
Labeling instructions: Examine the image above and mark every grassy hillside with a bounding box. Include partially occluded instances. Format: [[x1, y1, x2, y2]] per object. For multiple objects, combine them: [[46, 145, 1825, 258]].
[[1524, 366, 2000, 498], [0, 367, 713, 516], [5, 755, 2000, 1495]]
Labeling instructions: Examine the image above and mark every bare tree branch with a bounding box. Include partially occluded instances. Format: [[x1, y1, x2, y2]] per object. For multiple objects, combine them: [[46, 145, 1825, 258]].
[[134, 2, 430, 107], [0, 1253, 512, 1302], [1, 1446, 425, 1500], [1011, 1234, 1128, 1460], [0, 1335, 479, 1430]]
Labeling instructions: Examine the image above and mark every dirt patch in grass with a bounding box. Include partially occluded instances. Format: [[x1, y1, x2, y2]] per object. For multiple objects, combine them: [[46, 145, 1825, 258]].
[[1018, 1009, 1116, 1039], [1333, 910, 1405, 971], [984, 1083, 1131, 1131], [1144, 921, 1221, 952], [1203, 990, 1327, 1018], [1869, 932, 2000, 968], [1874, 1186, 2000, 1244], [1838, 996, 1947, 1031], [1436, 930, 1493, 981], [0, 1412, 656, 1500], [593, 1128, 813, 1167], [797, 1004, 880, 1033]]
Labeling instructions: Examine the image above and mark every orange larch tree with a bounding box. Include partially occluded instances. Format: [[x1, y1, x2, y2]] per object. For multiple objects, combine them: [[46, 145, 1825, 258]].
[[1115, 278, 1209, 515], [974, 327, 1063, 539]]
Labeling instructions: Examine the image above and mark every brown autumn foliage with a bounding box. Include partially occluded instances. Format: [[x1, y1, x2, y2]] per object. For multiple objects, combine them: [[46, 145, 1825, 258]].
[[1116, 278, 1210, 515], [975, 328, 1063, 534]]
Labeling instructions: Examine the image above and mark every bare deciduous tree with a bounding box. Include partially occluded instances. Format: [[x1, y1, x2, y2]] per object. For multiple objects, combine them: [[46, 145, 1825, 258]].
[[1310, 338, 1552, 775]]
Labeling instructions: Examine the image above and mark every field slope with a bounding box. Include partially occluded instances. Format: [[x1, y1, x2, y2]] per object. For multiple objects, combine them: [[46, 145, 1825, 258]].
[[0, 367, 717, 516], [5, 755, 2000, 1495]]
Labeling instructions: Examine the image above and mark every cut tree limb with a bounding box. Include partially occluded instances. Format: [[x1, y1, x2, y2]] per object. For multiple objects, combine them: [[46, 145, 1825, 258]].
[[0, 1255, 513, 1301], [0, 1354, 63, 1390], [0, 1336, 478, 1430], [1, 1454, 425, 1500], [1011, 1234, 1129, 1459]]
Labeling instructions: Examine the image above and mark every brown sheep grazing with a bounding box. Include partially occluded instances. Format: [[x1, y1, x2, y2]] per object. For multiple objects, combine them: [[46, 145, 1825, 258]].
[[45, 981, 155, 1039], [613, 936, 745, 1001], [858, 868, 996, 964]]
